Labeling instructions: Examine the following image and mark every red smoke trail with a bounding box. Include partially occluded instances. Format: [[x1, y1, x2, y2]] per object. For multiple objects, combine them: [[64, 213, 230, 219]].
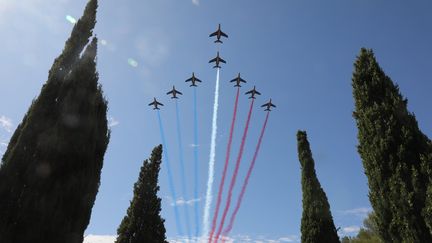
[[214, 98, 255, 242], [222, 111, 270, 238], [209, 87, 240, 243]]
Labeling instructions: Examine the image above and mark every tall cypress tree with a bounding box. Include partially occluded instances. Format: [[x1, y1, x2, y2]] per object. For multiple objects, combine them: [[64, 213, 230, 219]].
[[297, 131, 340, 243], [116, 145, 167, 243], [0, 1, 109, 242], [352, 48, 432, 242]]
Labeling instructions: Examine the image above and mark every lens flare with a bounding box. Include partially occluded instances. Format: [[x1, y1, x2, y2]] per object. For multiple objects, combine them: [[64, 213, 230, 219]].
[[127, 58, 138, 68], [65, 15, 77, 24]]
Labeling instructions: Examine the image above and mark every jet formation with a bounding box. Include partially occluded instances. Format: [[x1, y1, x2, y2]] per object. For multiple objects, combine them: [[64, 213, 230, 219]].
[[149, 98, 163, 110], [245, 86, 261, 99], [261, 99, 276, 111], [209, 24, 228, 43], [167, 86, 183, 99], [150, 24, 275, 111], [209, 52, 226, 69], [185, 72, 202, 87], [230, 73, 247, 87]]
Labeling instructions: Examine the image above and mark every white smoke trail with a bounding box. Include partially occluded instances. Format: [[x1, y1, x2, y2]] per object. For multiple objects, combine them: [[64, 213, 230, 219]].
[[202, 68, 220, 239]]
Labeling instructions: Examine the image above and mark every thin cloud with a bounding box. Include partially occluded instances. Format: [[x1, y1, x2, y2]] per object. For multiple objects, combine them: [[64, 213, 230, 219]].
[[339, 207, 372, 218], [108, 117, 120, 128], [192, 0, 200, 6], [342, 225, 361, 234], [0, 115, 14, 133], [169, 197, 201, 207], [83, 235, 299, 243], [83, 235, 116, 243]]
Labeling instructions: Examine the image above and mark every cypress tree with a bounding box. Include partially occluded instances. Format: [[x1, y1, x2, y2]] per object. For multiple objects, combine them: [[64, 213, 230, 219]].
[[297, 131, 340, 243], [116, 145, 167, 243], [352, 48, 432, 242], [0, 1, 109, 242]]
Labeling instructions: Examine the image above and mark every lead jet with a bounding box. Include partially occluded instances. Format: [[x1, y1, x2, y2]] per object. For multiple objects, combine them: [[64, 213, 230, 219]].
[[209, 52, 226, 69], [261, 99, 276, 111], [245, 86, 261, 99], [209, 24, 228, 43], [167, 86, 183, 99], [149, 98, 164, 110], [185, 72, 202, 87], [230, 73, 247, 87]]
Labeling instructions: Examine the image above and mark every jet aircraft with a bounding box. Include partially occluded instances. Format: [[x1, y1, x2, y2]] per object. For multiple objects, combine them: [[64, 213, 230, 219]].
[[261, 99, 276, 111], [209, 24, 228, 43], [185, 72, 202, 87], [245, 86, 261, 99], [167, 86, 183, 99], [230, 73, 247, 87], [209, 52, 226, 69], [149, 98, 164, 110]]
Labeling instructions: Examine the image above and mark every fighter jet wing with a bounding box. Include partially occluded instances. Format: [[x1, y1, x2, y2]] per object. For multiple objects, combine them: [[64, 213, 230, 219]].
[[195, 77, 202, 82], [219, 58, 226, 64], [209, 31, 218, 37], [209, 57, 217, 63], [255, 90, 261, 95], [230, 77, 238, 83], [239, 77, 246, 83], [245, 90, 253, 95], [261, 103, 267, 107], [271, 103, 276, 107], [220, 31, 228, 38], [185, 77, 193, 82], [148, 101, 155, 106], [177, 90, 183, 95], [157, 101, 164, 106], [167, 90, 173, 95]]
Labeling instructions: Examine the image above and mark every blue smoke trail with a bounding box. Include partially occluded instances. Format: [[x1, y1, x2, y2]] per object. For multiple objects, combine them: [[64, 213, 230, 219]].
[[193, 88, 200, 238], [175, 100, 192, 240], [157, 110, 184, 236]]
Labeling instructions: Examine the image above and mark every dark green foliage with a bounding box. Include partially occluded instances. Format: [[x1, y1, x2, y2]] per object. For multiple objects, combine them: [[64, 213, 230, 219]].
[[0, 1, 109, 242], [340, 212, 382, 243], [116, 145, 168, 243], [297, 131, 340, 243], [352, 48, 432, 242]]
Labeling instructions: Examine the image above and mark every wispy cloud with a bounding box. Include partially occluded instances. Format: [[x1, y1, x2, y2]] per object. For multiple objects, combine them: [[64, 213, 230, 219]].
[[339, 207, 372, 218], [167, 197, 201, 207], [84, 234, 300, 243], [108, 117, 120, 128], [192, 0, 200, 6], [342, 225, 361, 234], [83, 235, 116, 243], [0, 115, 14, 133]]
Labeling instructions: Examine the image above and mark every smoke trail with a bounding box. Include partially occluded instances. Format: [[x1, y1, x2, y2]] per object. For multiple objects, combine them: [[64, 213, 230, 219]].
[[157, 110, 184, 236], [193, 88, 200, 238], [215, 99, 255, 242], [209, 87, 240, 243], [203, 68, 220, 239], [175, 100, 192, 240], [222, 111, 271, 237]]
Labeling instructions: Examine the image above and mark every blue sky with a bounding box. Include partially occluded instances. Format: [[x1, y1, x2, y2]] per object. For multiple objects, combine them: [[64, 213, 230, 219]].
[[1, 0, 432, 242]]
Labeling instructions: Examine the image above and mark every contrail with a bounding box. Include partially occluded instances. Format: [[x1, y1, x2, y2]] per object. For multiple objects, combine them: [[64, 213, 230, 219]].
[[203, 68, 220, 240], [215, 99, 255, 242], [209, 87, 240, 243], [175, 100, 192, 240], [157, 110, 184, 236], [193, 88, 200, 238], [222, 111, 271, 237]]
